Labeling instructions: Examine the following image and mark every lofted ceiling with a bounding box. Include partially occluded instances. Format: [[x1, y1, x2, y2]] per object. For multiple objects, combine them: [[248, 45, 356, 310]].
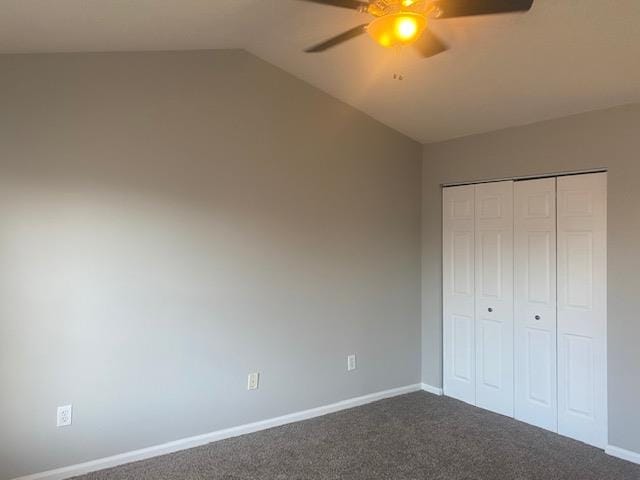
[[1, 0, 639, 143]]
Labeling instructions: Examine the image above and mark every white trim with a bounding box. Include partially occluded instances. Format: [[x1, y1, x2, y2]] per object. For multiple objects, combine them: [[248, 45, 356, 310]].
[[421, 383, 443, 395], [606, 445, 640, 465], [440, 168, 608, 187], [13, 384, 421, 480]]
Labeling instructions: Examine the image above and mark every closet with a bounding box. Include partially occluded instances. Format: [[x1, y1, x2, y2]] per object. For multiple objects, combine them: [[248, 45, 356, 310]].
[[442, 172, 607, 449]]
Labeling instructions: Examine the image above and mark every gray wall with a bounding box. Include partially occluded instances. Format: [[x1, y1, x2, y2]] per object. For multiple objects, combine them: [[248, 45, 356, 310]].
[[421, 103, 640, 454], [0, 50, 422, 480]]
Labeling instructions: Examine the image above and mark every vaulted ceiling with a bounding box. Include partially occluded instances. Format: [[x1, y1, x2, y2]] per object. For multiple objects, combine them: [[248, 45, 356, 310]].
[[1, 0, 639, 143]]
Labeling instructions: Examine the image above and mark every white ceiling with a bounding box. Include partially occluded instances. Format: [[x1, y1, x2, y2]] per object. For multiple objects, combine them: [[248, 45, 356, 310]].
[[1, 0, 639, 143]]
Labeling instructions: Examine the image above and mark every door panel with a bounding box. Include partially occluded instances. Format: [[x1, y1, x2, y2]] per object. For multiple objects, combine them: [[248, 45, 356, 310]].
[[515, 178, 557, 432], [525, 328, 553, 406], [479, 231, 502, 298], [453, 314, 474, 381], [565, 232, 593, 309], [480, 318, 502, 388], [443, 185, 476, 405], [557, 173, 606, 448], [453, 232, 474, 295], [475, 181, 514, 416], [527, 232, 552, 303], [563, 334, 594, 416]]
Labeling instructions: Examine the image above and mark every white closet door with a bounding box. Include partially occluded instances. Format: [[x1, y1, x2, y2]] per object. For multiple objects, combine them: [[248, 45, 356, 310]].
[[443, 185, 476, 405], [514, 178, 558, 432], [475, 181, 514, 416], [557, 173, 607, 448]]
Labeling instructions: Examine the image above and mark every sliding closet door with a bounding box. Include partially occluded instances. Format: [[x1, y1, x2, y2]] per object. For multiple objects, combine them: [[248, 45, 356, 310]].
[[443, 185, 476, 405], [514, 178, 557, 432], [475, 181, 514, 416], [557, 173, 607, 448]]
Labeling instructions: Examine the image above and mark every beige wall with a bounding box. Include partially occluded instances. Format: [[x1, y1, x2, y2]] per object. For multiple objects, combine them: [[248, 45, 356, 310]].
[[421, 103, 640, 453], [0, 50, 422, 480]]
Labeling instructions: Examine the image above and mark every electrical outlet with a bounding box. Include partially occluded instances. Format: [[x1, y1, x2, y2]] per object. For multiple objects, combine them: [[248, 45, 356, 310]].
[[247, 372, 259, 390], [57, 405, 72, 427], [347, 354, 356, 371]]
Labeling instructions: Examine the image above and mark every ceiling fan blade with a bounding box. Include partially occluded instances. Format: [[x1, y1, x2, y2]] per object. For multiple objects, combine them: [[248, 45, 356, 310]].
[[432, 0, 533, 18], [305, 24, 368, 52], [298, 0, 369, 11], [413, 28, 449, 58]]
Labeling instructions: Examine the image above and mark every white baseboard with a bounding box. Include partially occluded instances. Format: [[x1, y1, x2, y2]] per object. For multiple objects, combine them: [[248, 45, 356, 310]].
[[606, 445, 640, 465], [421, 383, 443, 395], [13, 383, 421, 480]]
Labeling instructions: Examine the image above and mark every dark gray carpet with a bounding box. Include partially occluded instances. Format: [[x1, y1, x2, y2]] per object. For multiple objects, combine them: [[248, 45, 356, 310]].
[[74, 392, 640, 479]]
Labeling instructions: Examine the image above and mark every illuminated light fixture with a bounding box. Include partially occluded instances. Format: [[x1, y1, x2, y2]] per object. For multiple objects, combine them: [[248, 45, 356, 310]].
[[303, 0, 534, 57], [367, 12, 427, 48]]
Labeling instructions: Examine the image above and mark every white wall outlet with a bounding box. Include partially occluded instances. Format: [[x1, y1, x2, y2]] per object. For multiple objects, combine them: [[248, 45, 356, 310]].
[[247, 372, 259, 390], [57, 405, 72, 427], [347, 354, 356, 371]]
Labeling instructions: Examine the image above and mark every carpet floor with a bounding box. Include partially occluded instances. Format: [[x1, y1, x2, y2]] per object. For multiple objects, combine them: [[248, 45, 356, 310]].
[[73, 391, 640, 480]]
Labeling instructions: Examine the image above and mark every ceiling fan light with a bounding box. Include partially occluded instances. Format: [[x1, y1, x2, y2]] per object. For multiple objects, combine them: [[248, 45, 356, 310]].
[[367, 12, 426, 48]]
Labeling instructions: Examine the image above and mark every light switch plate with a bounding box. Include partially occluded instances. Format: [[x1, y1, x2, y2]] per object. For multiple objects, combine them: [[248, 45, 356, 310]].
[[347, 354, 356, 371], [247, 372, 259, 390]]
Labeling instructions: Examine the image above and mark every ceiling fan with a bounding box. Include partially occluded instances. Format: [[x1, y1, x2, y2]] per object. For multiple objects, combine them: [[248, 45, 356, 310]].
[[301, 0, 534, 58]]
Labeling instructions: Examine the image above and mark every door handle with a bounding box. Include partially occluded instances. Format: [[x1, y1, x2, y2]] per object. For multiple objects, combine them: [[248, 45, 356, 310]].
[[535, 315, 541, 320], [488, 308, 493, 313]]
